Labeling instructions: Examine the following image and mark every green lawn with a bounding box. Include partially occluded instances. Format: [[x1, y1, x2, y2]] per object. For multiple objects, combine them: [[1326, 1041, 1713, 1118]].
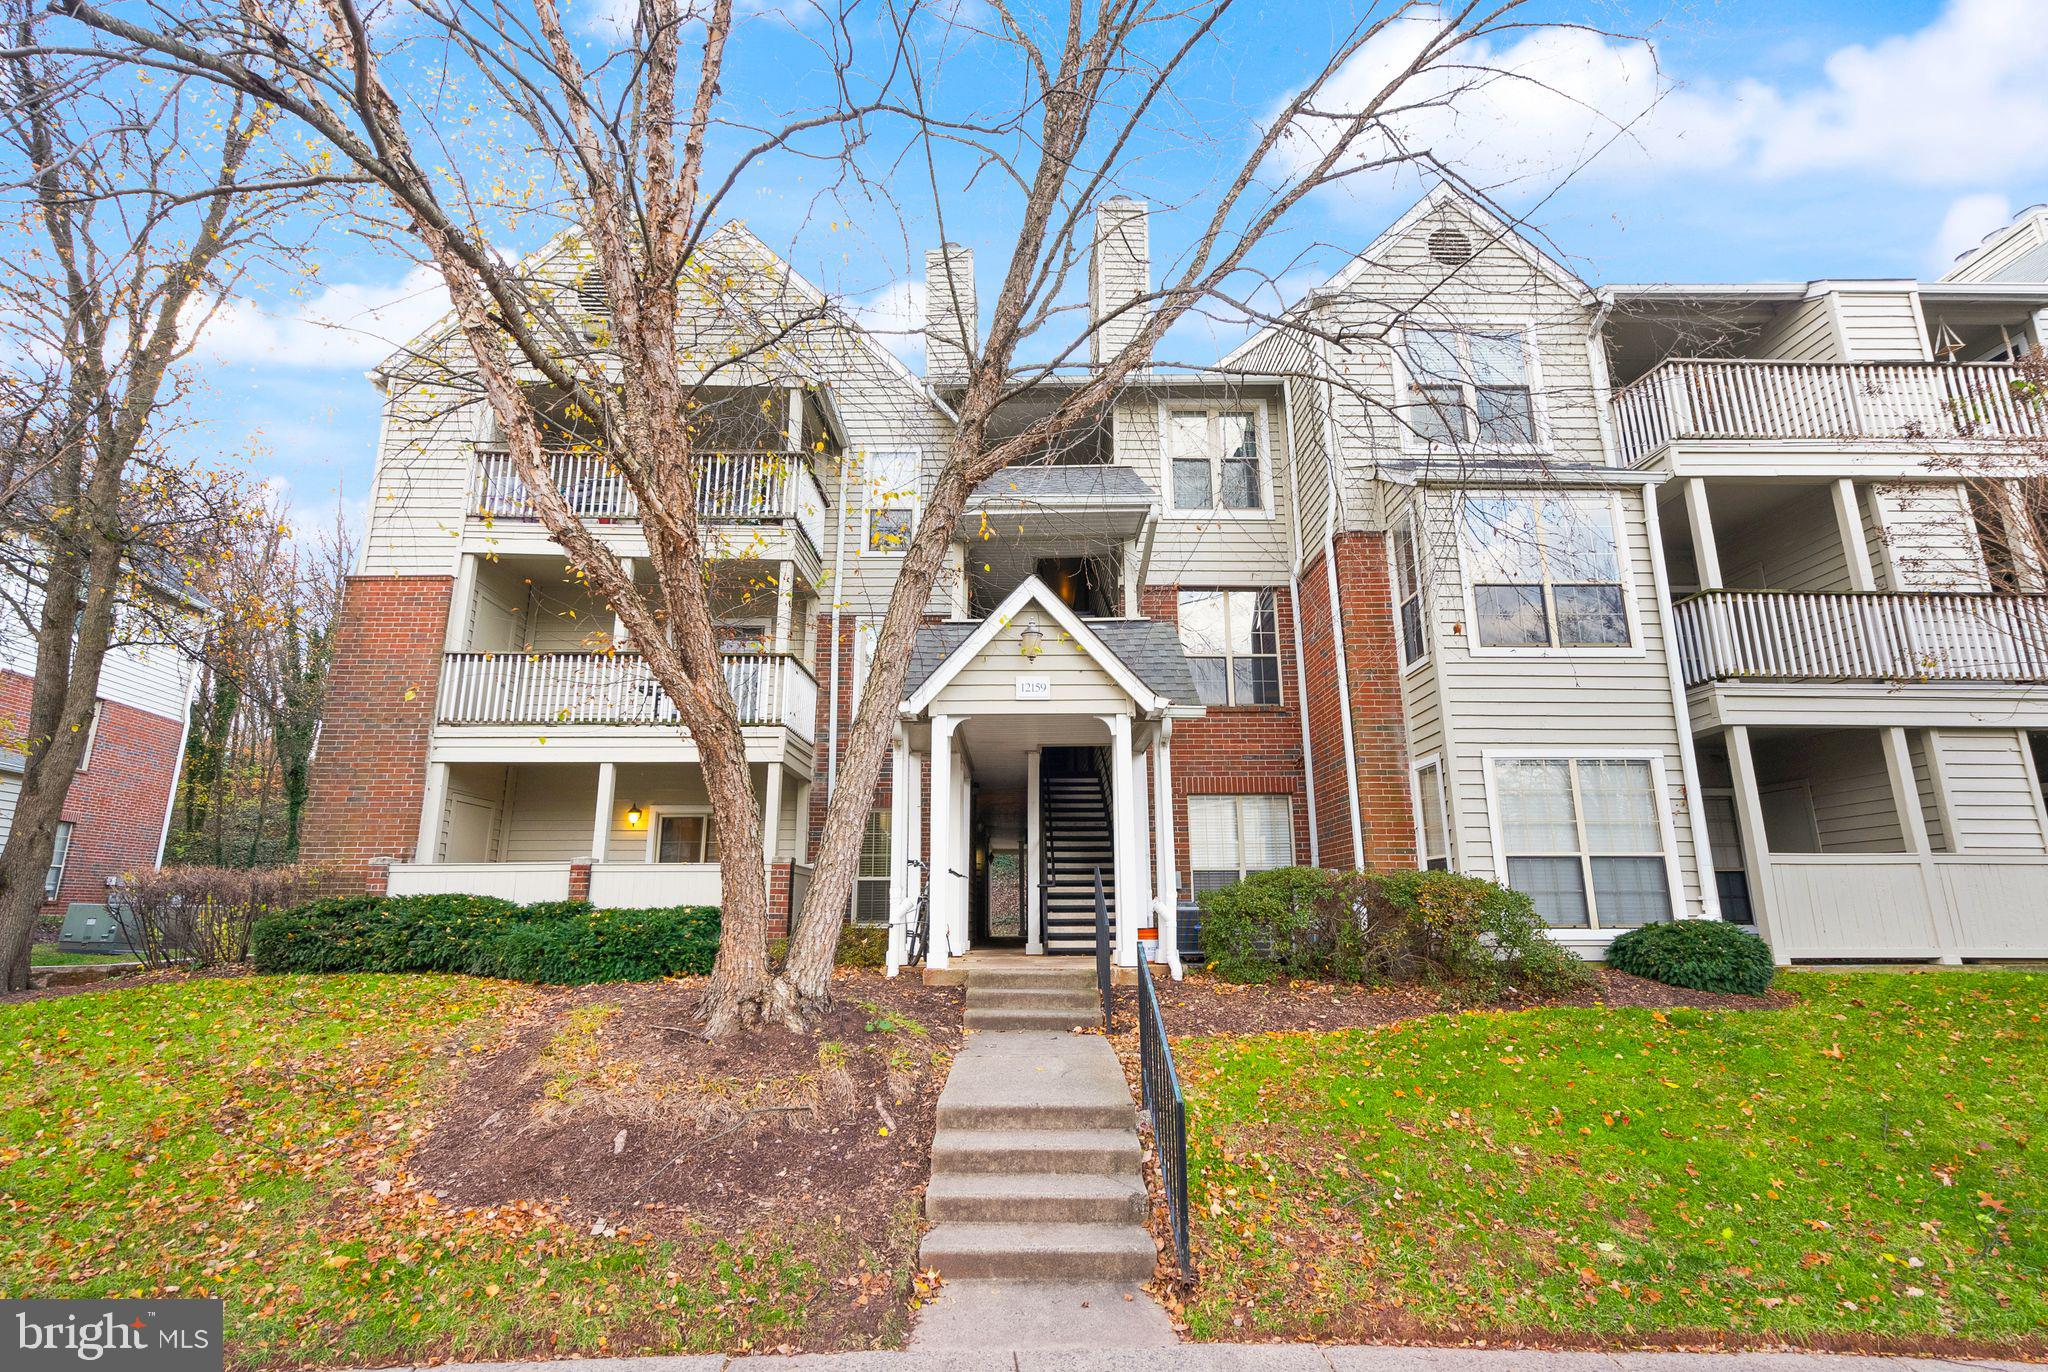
[[0, 975, 898, 1368], [29, 947, 135, 966], [1180, 970, 2047, 1351]]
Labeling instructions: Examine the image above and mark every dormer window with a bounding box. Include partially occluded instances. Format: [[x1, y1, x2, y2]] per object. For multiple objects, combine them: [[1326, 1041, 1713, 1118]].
[[1401, 329, 1537, 448]]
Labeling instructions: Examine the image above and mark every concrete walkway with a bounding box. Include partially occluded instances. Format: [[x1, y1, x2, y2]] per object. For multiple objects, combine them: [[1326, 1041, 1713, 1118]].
[[421, 1347, 2037, 1372]]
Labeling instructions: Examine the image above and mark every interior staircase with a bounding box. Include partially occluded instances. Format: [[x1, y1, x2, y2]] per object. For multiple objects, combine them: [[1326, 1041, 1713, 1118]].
[[1040, 754, 1114, 956], [919, 962, 1156, 1281]]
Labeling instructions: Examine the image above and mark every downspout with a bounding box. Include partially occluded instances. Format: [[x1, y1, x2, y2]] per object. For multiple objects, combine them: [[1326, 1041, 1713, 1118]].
[[1317, 339, 1366, 868], [1642, 487, 1725, 922], [155, 662, 205, 867], [1279, 376, 1320, 866], [825, 448, 853, 800]]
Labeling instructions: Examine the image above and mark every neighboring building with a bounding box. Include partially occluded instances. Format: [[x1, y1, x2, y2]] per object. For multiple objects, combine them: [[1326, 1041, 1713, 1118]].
[[0, 572, 200, 923], [302, 190, 2048, 970]]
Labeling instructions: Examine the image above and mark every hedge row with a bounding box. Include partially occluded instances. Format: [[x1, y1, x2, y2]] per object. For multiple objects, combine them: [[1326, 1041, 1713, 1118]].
[[250, 894, 720, 984]]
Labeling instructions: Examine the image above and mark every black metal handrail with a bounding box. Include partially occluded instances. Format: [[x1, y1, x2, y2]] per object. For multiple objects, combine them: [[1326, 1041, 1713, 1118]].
[[1093, 867, 1112, 1032], [1137, 963, 1191, 1279]]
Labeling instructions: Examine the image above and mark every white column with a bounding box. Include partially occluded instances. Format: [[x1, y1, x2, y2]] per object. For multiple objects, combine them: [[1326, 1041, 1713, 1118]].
[[773, 559, 795, 654], [445, 553, 479, 652], [1832, 478, 1880, 593], [1025, 747, 1044, 954], [591, 761, 616, 862], [1682, 478, 1723, 589], [1724, 726, 1786, 966], [761, 763, 785, 870], [1107, 712, 1139, 967], [1153, 723, 1180, 975], [1879, 725, 1960, 964], [926, 716, 957, 969], [952, 748, 973, 956], [887, 728, 912, 975], [792, 779, 813, 864], [414, 761, 450, 864], [1133, 739, 1154, 958]]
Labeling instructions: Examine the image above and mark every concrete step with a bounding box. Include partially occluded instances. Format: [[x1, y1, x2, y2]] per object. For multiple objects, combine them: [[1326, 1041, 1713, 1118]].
[[919, 1222, 1157, 1281], [930, 1127, 1139, 1176], [962, 966, 1095, 991], [925, 1173, 1148, 1224], [964, 1005, 1098, 1033], [965, 986, 1099, 1012]]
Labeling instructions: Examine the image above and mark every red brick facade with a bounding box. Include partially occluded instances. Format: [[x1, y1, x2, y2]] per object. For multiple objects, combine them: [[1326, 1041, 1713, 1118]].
[[0, 672, 184, 915], [1296, 534, 1418, 872], [299, 574, 453, 892]]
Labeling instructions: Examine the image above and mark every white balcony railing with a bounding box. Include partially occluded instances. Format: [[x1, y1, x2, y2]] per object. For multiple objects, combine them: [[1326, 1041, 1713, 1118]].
[[437, 650, 817, 740], [1673, 590, 2048, 687], [473, 449, 827, 551], [1612, 359, 2048, 465]]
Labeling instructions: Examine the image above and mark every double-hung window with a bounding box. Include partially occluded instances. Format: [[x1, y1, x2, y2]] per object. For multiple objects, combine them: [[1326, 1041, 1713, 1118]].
[[1391, 518, 1427, 666], [1494, 756, 1672, 929], [1188, 794, 1292, 893], [652, 811, 717, 863], [44, 821, 73, 900], [1402, 329, 1537, 448], [852, 811, 891, 925], [1461, 495, 1630, 649], [1413, 759, 1450, 871], [863, 450, 920, 555], [1177, 589, 1280, 706], [1165, 407, 1265, 513]]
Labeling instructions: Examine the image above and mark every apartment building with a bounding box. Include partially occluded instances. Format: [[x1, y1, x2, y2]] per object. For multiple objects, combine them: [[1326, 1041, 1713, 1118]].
[[300, 188, 2048, 970]]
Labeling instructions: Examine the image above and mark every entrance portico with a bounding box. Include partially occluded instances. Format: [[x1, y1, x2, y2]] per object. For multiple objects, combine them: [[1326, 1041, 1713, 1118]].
[[885, 577, 1202, 975]]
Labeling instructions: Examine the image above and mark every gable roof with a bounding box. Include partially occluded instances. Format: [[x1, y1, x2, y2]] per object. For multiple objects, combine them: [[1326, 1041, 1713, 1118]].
[[1943, 205, 2048, 284], [1220, 183, 1592, 369], [900, 576, 1180, 715]]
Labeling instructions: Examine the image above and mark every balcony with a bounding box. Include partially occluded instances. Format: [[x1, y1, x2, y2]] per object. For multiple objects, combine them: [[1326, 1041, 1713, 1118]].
[[436, 650, 817, 740], [472, 448, 828, 555], [1613, 359, 2047, 466], [1673, 590, 2048, 688]]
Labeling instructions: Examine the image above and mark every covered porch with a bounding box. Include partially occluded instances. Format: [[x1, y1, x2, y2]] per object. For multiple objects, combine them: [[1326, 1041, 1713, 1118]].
[[883, 578, 1202, 975]]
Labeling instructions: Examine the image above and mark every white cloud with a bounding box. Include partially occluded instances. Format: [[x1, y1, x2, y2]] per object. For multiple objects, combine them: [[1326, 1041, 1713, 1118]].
[[196, 268, 452, 372], [1287, 0, 2048, 194], [1930, 193, 2013, 274], [849, 278, 927, 368]]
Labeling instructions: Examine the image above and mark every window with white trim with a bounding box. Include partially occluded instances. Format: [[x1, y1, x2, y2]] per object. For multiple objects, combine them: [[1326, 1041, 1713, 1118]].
[[1402, 329, 1536, 447], [1188, 794, 1292, 893], [45, 821, 73, 900], [1461, 495, 1629, 649], [1413, 759, 1450, 871], [862, 450, 920, 555], [1177, 589, 1280, 706], [1392, 518, 1426, 665], [852, 810, 891, 925], [1164, 407, 1265, 513], [652, 810, 718, 863], [1495, 757, 1671, 930]]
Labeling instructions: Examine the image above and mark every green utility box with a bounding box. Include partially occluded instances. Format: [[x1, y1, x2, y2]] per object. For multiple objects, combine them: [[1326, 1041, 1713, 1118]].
[[58, 902, 139, 956]]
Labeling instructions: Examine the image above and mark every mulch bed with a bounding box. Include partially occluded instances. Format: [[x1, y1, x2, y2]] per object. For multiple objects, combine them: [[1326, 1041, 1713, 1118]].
[[1114, 965, 1788, 1038], [406, 970, 962, 1304]]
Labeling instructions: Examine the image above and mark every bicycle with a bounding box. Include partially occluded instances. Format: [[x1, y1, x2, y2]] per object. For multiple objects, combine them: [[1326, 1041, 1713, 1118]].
[[902, 858, 934, 967]]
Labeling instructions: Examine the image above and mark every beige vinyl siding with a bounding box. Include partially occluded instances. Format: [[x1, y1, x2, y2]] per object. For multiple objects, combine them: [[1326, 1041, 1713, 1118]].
[[1755, 296, 1841, 361], [1232, 329, 1335, 557], [1865, 483, 1989, 590], [496, 764, 602, 861], [1756, 730, 1903, 853], [1909, 732, 1949, 852], [1943, 215, 2048, 283], [1123, 394, 1296, 586], [439, 764, 508, 861], [359, 350, 478, 577], [927, 616, 1132, 716], [1935, 730, 2048, 853], [604, 765, 712, 860], [1833, 290, 1929, 361], [1416, 484, 1708, 917], [1720, 485, 1856, 592], [0, 572, 199, 722]]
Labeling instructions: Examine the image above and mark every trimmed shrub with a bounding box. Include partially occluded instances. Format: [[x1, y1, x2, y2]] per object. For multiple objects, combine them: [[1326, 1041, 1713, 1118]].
[[117, 865, 318, 968], [770, 925, 889, 970], [1607, 919, 1775, 996], [1197, 867, 1372, 984], [1366, 869, 1587, 1002], [251, 893, 718, 984], [1198, 866, 1587, 1002]]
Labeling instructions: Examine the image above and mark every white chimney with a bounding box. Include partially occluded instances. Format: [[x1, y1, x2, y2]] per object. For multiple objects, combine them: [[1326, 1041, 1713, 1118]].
[[923, 244, 977, 383], [1089, 198, 1150, 366]]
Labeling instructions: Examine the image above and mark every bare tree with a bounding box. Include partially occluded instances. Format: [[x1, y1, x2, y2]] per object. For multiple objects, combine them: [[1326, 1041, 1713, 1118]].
[[55, 0, 1633, 1029], [0, 6, 316, 988]]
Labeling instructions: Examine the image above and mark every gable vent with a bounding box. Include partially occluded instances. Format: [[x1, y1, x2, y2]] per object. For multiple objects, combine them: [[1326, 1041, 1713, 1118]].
[[1426, 226, 1473, 267], [574, 268, 608, 316]]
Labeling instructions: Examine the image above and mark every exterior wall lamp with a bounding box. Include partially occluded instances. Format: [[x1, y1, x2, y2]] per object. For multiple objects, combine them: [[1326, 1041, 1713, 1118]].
[[1019, 618, 1045, 660], [625, 803, 645, 828]]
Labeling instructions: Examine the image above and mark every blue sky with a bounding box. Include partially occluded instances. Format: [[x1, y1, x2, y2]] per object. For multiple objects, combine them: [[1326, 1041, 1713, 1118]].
[[183, 0, 2048, 534]]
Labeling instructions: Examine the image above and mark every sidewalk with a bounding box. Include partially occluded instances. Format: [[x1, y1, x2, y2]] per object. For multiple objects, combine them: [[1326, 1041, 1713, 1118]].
[[421, 1347, 2038, 1372]]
